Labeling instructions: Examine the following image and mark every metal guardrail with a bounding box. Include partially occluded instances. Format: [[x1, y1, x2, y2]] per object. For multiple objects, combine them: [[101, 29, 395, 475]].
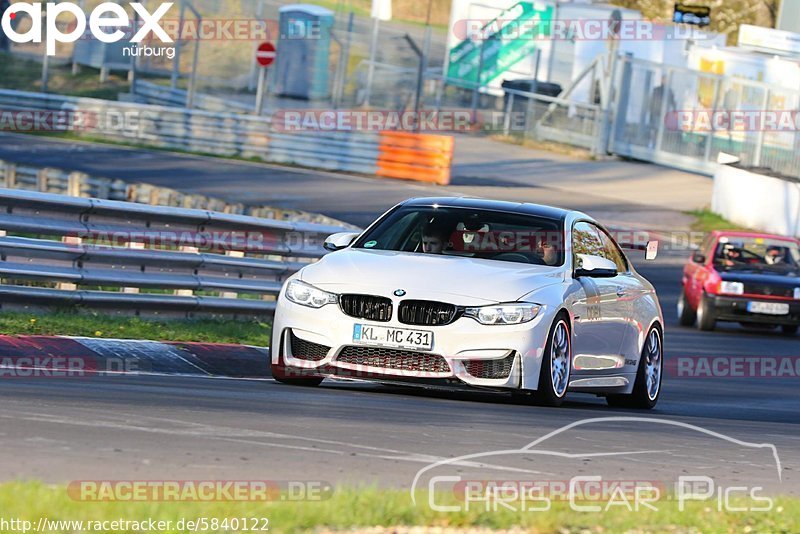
[[0, 159, 128, 200], [132, 81, 254, 114], [0, 188, 353, 317], [0, 89, 456, 182]]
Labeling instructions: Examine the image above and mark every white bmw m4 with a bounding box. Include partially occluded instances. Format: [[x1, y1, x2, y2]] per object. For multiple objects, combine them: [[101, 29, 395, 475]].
[[271, 197, 664, 408]]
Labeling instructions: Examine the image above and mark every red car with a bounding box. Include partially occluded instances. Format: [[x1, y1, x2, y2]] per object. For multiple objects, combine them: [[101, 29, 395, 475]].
[[678, 231, 800, 334]]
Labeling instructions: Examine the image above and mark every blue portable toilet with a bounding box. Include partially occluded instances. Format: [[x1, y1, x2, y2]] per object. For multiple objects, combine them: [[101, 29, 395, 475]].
[[272, 4, 334, 100]]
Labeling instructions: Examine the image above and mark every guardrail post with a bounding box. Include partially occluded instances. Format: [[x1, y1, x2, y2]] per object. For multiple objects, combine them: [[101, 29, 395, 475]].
[[58, 236, 81, 291], [122, 242, 145, 294], [174, 246, 199, 296], [2, 161, 15, 188], [219, 250, 245, 299], [37, 168, 50, 192], [67, 172, 85, 197]]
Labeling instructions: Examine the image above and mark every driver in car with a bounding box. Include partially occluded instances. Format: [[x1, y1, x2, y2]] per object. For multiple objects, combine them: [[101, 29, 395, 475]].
[[537, 238, 560, 266], [421, 223, 448, 254], [717, 244, 744, 267]]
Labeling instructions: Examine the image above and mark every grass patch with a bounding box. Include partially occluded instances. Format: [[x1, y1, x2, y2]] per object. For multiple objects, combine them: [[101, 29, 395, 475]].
[[0, 312, 270, 346], [0, 482, 796, 533], [685, 208, 750, 233], [0, 52, 130, 99]]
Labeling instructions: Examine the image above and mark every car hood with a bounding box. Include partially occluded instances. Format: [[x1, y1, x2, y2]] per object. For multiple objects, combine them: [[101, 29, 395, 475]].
[[300, 248, 565, 304]]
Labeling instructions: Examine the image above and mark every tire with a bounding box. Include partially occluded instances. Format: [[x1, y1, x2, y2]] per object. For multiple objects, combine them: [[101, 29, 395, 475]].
[[781, 325, 799, 336], [533, 314, 572, 407], [607, 326, 663, 409], [676, 287, 696, 327], [696, 293, 716, 331]]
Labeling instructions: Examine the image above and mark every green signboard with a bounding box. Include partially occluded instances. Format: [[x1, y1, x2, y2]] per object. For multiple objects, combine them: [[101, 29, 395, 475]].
[[447, 2, 554, 88]]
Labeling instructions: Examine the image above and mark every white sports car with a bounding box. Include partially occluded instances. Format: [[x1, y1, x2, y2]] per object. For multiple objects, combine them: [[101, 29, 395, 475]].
[[271, 197, 664, 408]]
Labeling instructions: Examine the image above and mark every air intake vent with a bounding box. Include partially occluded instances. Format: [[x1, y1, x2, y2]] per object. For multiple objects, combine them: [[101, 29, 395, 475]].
[[289, 331, 330, 361], [463, 353, 516, 379], [337, 346, 450, 373]]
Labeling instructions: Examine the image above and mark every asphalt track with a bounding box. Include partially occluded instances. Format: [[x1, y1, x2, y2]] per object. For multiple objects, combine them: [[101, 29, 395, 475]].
[[0, 133, 797, 497]]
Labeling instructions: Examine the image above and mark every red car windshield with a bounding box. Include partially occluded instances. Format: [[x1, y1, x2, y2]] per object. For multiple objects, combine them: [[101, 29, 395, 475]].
[[712, 237, 800, 272]]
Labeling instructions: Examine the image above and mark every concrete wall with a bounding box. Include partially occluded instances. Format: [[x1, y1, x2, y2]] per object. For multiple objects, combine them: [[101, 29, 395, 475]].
[[712, 165, 800, 238]]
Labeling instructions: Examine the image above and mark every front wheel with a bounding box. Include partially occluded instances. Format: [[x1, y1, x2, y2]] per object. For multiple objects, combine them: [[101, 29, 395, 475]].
[[696, 293, 716, 331], [607, 326, 663, 409], [534, 315, 572, 407], [677, 287, 696, 326]]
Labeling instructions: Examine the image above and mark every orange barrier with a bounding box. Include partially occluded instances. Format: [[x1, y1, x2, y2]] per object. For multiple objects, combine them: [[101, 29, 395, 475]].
[[376, 131, 455, 185]]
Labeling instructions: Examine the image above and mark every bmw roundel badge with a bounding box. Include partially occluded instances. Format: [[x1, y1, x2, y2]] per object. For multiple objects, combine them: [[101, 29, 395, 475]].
[[393, 289, 406, 297]]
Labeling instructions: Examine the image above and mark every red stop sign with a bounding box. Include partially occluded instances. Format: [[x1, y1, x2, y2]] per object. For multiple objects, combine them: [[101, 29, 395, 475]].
[[256, 42, 276, 67]]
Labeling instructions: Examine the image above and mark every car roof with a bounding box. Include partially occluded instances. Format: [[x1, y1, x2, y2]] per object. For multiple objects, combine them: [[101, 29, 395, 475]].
[[710, 230, 799, 243], [400, 197, 574, 222]]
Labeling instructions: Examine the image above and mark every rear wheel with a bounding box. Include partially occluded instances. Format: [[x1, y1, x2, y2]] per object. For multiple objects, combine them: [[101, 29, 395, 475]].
[[607, 326, 663, 409], [677, 287, 696, 326], [696, 293, 716, 331], [534, 315, 572, 407], [782, 325, 799, 336]]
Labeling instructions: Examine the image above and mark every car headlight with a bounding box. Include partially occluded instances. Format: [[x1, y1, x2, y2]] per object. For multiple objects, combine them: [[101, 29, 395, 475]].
[[285, 280, 337, 308], [464, 303, 541, 325], [795, 287, 800, 300], [719, 281, 744, 295]]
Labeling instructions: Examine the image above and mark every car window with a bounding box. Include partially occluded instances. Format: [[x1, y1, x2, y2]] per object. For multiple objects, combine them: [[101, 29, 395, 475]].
[[572, 222, 605, 269], [572, 222, 626, 272], [352, 206, 565, 266], [712, 236, 800, 271], [596, 226, 629, 272]]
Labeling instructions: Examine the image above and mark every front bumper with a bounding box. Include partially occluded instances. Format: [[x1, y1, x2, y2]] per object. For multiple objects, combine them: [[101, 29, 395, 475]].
[[709, 295, 800, 326], [271, 297, 552, 390]]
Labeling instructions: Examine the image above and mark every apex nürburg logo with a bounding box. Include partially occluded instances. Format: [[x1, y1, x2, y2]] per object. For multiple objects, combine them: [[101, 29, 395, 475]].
[[1, 2, 174, 55]]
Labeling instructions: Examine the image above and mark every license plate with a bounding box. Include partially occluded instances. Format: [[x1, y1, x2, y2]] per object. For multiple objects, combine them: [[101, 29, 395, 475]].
[[747, 301, 790, 315], [352, 324, 433, 351]]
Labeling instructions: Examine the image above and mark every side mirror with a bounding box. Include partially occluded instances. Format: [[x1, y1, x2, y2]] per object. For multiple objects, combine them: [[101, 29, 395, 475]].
[[692, 251, 706, 264], [645, 240, 658, 260], [574, 254, 618, 278], [323, 232, 360, 252]]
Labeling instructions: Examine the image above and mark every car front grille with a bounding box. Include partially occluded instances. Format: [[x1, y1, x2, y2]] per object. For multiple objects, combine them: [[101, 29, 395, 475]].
[[463, 353, 516, 379], [289, 331, 330, 361], [339, 294, 393, 322], [398, 300, 460, 326], [742, 283, 794, 298], [336, 346, 450, 373]]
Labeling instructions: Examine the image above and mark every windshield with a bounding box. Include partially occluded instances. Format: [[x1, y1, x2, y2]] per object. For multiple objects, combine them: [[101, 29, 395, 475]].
[[353, 206, 565, 266], [712, 236, 800, 272]]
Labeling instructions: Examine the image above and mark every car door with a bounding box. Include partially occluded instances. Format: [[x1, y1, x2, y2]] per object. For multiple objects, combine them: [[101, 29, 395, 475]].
[[570, 222, 629, 373], [684, 234, 715, 309], [594, 225, 640, 363]]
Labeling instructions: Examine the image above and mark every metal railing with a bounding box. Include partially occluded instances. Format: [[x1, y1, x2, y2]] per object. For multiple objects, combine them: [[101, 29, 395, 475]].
[[132, 81, 254, 114], [0, 188, 353, 317], [1, 160, 128, 200], [0, 89, 395, 176]]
